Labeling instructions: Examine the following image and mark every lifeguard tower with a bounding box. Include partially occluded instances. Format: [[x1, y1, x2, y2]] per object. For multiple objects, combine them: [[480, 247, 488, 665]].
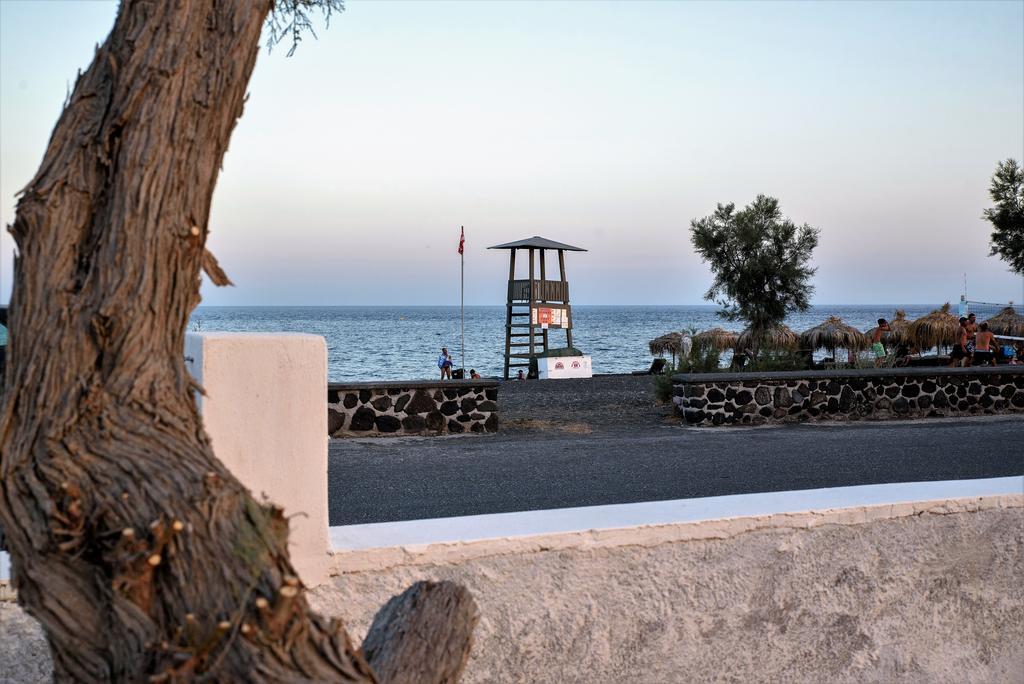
[[487, 236, 590, 379]]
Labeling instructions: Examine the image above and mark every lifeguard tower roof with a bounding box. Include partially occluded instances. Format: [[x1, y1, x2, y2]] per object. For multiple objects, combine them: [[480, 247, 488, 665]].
[[487, 236, 587, 251]]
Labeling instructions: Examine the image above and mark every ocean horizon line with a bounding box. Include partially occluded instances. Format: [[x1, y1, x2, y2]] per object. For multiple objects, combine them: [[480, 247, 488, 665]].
[[192, 302, 957, 309]]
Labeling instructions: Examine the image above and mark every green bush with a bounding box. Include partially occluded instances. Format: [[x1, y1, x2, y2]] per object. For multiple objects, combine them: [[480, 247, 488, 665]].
[[687, 346, 721, 373], [653, 338, 725, 403], [675, 329, 724, 374], [653, 368, 675, 403]]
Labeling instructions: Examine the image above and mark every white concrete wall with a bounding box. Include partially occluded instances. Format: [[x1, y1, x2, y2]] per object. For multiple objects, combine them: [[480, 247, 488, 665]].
[[4, 480, 1022, 682], [328, 476, 1022, 554], [318, 482, 1024, 684], [185, 332, 330, 585]]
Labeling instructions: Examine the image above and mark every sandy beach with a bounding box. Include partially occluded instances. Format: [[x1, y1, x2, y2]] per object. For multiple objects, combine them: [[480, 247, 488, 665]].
[[499, 374, 673, 434]]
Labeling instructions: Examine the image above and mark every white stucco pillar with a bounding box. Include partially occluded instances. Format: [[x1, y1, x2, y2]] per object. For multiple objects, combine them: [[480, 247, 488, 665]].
[[185, 332, 330, 586]]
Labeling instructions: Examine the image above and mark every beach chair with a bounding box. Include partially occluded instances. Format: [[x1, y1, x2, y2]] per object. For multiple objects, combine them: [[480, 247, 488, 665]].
[[633, 358, 667, 375]]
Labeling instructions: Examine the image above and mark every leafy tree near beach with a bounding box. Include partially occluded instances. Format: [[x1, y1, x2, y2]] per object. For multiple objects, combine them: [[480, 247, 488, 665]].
[[690, 195, 820, 358], [0, 1, 474, 681], [983, 158, 1024, 276]]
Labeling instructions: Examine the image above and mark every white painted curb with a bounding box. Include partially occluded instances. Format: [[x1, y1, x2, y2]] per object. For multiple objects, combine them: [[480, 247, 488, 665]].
[[329, 476, 1024, 551]]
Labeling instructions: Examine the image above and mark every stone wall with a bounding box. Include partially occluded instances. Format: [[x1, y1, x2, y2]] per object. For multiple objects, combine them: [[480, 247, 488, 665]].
[[673, 366, 1024, 426], [328, 380, 499, 437]]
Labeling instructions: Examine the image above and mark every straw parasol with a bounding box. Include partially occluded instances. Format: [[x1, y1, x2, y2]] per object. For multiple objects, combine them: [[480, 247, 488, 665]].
[[649, 332, 685, 366], [907, 302, 960, 351], [799, 316, 869, 357], [983, 306, 1024, 338], [736, 323, 799, 353], [692, 327, 739, 352], [888, 309, 912, 345]]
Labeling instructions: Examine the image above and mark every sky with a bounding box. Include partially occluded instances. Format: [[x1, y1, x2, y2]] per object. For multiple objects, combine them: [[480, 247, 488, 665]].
[[1, 0, 1022, 306]]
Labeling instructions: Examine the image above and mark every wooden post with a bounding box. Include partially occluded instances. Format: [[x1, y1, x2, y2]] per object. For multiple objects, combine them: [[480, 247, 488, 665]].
[[528, 248, 536, 369], [460, 228, 465, 375], [503, 249, 516, 380], [559, 249, 573, 349], [539, 249, 549, 354]]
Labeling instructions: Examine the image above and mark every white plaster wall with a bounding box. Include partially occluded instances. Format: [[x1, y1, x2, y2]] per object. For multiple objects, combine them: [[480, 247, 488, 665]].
[[3, 491, 1022, 682], [184, 332, 330, 585], [316, 494, 1024, 684]]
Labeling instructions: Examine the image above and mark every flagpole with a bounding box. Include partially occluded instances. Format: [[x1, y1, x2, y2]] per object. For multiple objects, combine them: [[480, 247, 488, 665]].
[[460, 226, 465, 374]]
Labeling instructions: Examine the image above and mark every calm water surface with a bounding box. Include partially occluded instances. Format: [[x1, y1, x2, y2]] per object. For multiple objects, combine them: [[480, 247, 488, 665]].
[[190, 305, 943, 381]]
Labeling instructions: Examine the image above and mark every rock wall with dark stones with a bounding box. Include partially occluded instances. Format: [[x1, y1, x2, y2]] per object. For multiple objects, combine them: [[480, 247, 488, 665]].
[[328, 380, 499, 437], [672, 366, 1024, 426]]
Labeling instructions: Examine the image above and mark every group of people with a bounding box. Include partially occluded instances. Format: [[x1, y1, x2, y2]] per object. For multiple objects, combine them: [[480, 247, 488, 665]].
[[867, 313, 1019, 368], [437, 347, 482, 380], [950, 313, 1005, 367], [437, 346, 530, 379]]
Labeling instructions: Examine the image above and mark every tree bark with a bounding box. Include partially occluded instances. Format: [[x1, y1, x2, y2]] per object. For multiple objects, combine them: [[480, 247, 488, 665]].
[[0, 2, 474, 681], [363, 582, 479, 684]]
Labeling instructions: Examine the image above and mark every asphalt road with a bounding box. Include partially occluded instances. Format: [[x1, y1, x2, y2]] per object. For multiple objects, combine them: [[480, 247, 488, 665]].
[[327, 415, 1024, 525]]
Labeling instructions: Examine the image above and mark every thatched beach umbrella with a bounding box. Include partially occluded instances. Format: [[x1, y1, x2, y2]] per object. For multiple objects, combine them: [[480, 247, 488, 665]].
[[736, 324, 799, 353], [908, 302, 960, 351], [983, 306, 1024, 338], [649, 332, 685, 366], [692, 327, 739, 352], [889, 309, 912, 345], [800, 316, 869, 357]]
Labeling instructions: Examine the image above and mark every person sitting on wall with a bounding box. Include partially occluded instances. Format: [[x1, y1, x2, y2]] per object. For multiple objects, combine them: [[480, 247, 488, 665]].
[[893, 341, 915, 368], [994, 343, 1011, 364], [1008, 342, 1022, 365], [438, 347, 453, 380], [469, 369, 481, 379]]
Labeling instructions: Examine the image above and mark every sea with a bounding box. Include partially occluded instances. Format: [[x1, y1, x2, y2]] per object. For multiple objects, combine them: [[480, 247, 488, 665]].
[[188, 305, 946, 381]]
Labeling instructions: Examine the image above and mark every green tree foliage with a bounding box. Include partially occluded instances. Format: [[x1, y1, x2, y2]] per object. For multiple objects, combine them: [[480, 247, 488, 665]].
[[266, 0, 345, 55], [983, 158, 1024, 276], [690, 195, 819, 356]]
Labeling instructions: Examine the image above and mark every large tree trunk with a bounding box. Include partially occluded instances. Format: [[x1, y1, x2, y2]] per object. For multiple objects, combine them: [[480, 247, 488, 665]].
[[0, 2, 474, 681]]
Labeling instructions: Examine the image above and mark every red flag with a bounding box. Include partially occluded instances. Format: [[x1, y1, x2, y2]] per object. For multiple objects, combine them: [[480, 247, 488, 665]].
[[457, 226, 465, 255]]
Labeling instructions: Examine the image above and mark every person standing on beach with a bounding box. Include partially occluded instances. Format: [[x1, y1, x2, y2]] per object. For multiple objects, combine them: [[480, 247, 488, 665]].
[[973, 323, 998, 367], [950, 317, 969, 367], [965, 313, 978, 364], [872, 318, 891, 367], [438, 347, 453, 379]]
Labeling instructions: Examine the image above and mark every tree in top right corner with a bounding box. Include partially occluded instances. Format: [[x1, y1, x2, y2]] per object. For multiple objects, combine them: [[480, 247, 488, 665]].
[[983, 158, 1024, 276]]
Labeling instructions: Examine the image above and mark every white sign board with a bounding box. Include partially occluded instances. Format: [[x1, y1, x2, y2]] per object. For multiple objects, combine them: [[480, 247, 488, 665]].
[[531, 306, 568, 329], [537, 355, 592, 379]]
